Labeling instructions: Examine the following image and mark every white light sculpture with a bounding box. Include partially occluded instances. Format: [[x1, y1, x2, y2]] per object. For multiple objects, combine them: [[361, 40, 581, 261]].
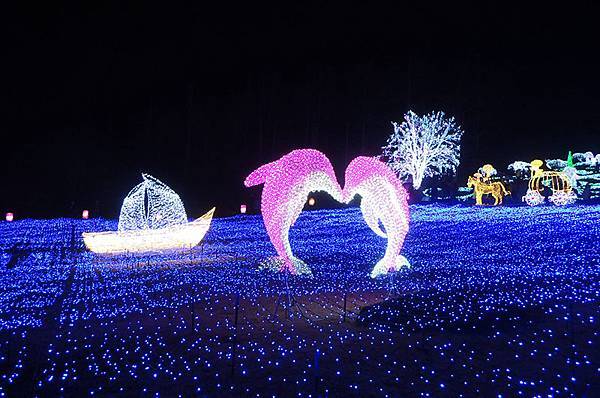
[[5, 212, 13, 222], [562, 166, 580, 191], [118, 174, 187, 231], [382, 110, 464, 190], [245, 149, 411, 278], [83, 174, 215, 254]]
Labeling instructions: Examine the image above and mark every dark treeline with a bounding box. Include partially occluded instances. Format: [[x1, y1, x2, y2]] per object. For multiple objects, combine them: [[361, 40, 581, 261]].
[[2, 3, 599, 217]]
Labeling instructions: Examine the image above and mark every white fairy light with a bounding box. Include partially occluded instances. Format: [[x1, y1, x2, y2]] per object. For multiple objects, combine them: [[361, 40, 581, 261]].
[[562, 166, 580, 189], [507, 161, 532, 177], [523, 190, 545, 206], [548, 191, 577, 206]]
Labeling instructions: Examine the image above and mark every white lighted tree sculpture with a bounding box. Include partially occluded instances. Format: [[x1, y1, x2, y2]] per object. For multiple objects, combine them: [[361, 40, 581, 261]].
[[382, 110, 464, 190]]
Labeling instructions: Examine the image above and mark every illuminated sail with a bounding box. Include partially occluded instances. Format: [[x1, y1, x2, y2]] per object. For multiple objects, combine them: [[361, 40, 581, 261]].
[[118, 174, 187, 231]]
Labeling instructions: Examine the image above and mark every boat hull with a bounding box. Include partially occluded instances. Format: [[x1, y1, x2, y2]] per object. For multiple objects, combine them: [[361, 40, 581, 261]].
[[83, 208, 215, 254]]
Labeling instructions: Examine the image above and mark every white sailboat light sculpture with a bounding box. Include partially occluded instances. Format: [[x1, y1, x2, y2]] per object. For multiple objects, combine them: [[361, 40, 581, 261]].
[[83, 173, 215, 254]]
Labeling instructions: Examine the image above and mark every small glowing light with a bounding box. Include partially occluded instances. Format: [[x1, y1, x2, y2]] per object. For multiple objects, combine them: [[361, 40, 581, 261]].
[[82, 210, 89, 219], [5, 212, 14, 222], [240, 204, 247, 214], [308, 197, 316, 206]]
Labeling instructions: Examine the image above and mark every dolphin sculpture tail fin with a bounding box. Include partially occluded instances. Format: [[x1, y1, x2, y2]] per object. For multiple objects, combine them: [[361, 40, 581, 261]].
[[370, 255, 411, 278], [244, 161, 277, 187]]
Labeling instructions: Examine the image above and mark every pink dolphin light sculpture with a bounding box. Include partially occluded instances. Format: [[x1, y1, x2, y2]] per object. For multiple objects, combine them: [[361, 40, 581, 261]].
[[244, 149, 343, 275], [343, 156, 411, 278]]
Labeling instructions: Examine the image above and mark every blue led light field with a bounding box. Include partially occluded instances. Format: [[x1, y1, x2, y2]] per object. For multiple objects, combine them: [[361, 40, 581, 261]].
[[0, 204, 598, 396]]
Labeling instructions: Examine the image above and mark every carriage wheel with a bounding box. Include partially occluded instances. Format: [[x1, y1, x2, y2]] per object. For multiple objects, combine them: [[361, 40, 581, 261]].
[[523, 189, 544, 206]]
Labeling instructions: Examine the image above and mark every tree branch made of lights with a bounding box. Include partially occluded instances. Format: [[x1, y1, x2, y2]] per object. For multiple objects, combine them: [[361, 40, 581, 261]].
[[245, 149, 410, 278]]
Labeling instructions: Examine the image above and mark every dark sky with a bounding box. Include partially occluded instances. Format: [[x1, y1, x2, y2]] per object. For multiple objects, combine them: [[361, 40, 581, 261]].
[[2, 3, 599, 218]]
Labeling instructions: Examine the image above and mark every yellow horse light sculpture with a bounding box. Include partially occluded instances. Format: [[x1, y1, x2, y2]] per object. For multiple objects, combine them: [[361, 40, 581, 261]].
[[467, 175, 510, 205]]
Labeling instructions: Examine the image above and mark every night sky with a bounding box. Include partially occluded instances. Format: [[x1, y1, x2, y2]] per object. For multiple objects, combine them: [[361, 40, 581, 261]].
[[3, 3, 599, 218]]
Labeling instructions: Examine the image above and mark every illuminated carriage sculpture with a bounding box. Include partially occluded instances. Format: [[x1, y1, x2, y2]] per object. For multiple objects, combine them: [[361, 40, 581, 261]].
[[522, 160, 577, 206]]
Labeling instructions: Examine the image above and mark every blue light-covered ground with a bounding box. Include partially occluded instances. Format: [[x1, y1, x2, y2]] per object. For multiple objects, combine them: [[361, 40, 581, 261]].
[[0, 204, 598, 397]]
